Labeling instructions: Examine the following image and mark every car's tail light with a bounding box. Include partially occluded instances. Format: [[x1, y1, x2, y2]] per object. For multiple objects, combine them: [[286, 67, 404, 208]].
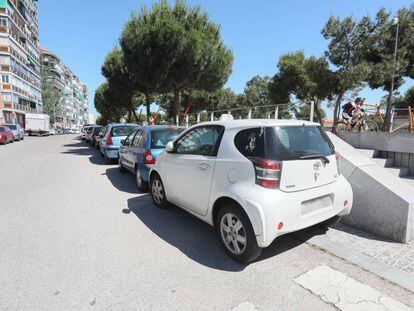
[[253, 159, 281, 189], [335, 151, 341, 175], [144, 150, 156, 165], [107, 134, 113, 145]]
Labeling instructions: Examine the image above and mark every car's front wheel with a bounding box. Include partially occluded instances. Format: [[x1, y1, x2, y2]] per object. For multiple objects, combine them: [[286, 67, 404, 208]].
[[150, 173, 169, 208], [216, 204, 262, 263]]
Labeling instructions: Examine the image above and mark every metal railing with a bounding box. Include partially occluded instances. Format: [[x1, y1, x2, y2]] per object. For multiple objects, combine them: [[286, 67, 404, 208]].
[[172, 103, 298, 127]]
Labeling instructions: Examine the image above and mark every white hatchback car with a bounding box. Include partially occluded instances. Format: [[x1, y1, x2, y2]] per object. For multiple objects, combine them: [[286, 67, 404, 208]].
[[149, 120, 353, 263]]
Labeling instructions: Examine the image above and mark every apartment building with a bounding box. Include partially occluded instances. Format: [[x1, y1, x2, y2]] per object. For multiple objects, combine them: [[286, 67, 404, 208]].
[[41, 47, 89, 130], [0, 0, 42, 126]]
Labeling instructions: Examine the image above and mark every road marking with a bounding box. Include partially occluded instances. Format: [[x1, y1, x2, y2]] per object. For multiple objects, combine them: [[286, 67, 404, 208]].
[[294, 266, 412, 311]]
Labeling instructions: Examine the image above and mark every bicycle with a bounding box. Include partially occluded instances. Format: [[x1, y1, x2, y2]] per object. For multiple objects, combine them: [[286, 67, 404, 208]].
[[335, 112, 379, 132]]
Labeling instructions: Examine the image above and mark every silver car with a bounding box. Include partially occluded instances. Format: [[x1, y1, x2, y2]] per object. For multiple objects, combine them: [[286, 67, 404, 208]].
[[4, 124, 24, 141]]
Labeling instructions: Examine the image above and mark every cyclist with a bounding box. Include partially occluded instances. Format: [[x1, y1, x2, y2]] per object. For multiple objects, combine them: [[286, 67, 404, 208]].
[[342, 97, 365, 128]]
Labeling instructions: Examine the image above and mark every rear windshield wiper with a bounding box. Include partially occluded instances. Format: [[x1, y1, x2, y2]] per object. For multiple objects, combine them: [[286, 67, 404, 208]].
[[299, 154, 330, 164]]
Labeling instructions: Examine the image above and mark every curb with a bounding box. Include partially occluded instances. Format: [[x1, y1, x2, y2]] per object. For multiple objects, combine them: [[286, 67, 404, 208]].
[[294, 231, 414, 293]]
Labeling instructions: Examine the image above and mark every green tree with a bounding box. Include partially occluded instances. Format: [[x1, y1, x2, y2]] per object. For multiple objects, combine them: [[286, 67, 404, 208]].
[[269, 51, 336, 124], [101, 47, 141, 123], [41, 78, 62, 124], [395, 86, 414, 109], [94, 82, 126, 123], [322, 16, 370, 129], [120, 0, 233, 120], [356, 6, 414, 130], [295, 104, 327, 122]]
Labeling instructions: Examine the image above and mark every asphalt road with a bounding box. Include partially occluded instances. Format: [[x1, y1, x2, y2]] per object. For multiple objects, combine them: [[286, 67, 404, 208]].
[[0, 135, 412, 310]]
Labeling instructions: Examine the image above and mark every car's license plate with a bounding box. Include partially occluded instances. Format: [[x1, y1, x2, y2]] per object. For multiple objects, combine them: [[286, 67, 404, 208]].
[[301, 195, 332, 215]]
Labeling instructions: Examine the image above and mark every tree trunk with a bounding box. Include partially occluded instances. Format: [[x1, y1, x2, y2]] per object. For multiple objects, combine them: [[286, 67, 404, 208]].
[[314, 101, 324, 125], [173, 88, 180, 123], [145, 92, 151, 123], [132, 109, 139, 123], [127, 110, 132, 123], [332, 91, 344, 133]]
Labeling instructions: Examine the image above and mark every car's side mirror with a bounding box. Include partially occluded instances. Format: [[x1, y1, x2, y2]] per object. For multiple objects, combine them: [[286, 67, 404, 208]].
[[165, 141, 174, 153], [120, 139, 125, 145]]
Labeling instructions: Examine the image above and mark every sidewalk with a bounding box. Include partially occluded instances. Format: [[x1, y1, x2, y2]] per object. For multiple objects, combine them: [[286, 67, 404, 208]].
[[295, 223, 414, 293]]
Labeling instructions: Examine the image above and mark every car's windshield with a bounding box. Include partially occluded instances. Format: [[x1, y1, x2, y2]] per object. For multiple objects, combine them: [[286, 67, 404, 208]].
[[265, 126, 334, 161], [150, 128, 183, 149], [6, 125, 17, 130], [111, 126, 137, 137]]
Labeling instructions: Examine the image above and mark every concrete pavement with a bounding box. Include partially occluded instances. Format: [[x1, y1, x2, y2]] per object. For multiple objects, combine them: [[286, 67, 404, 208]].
[[0, 135, 413, 310]]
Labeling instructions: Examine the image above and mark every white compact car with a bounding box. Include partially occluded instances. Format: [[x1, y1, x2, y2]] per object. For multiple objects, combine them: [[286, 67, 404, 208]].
[[149, 120, 353, 263]]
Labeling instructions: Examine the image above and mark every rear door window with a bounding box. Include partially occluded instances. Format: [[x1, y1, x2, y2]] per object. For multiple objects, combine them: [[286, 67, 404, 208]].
[[234, 127, 265, 159], [111, 126, 136, 137]]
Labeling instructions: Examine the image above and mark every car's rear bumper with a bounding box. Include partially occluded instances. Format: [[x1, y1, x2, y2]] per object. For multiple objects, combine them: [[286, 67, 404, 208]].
[[242, 176, 352, 248], [105, 146, 120, 159]]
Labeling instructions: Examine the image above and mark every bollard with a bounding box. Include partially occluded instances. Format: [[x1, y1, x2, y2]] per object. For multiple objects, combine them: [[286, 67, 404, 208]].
[[248, 109, 252, 119]]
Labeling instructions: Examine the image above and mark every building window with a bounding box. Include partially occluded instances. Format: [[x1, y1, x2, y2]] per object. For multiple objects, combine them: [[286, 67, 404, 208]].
[[2, 74, 9, 83]]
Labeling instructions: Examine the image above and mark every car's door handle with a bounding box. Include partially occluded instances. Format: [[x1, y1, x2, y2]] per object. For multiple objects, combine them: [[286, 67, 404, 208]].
[[197, 163, 210, 170]]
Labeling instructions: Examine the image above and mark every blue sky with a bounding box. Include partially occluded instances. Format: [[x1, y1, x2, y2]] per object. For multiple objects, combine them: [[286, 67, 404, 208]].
[[38, 0, 414, 117]]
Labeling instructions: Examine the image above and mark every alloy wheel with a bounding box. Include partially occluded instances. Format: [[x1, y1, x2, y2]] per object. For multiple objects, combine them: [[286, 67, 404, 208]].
[[220, 213, 247, 255], [151, 179, 164, 205]]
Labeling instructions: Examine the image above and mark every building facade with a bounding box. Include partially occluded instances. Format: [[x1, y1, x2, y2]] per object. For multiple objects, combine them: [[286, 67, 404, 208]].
[[0, 0, 42, 126], [41, 48, 89, 130]]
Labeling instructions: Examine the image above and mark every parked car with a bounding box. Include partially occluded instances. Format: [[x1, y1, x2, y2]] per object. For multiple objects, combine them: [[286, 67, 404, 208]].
[[0, 126, 14, 144], [119, 126, 184, 191], [90, 125, 103, 147], [100, 123, 139, 163], [4, 124, 24, 141], [81, 125, 93, 140], [95, 127, 106, 150], [84, 126, 94, 142], [149, 120, 353, 263]]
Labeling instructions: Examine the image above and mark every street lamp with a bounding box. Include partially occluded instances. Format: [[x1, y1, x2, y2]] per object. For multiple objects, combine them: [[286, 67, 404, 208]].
[[384, 17, 399, 132]]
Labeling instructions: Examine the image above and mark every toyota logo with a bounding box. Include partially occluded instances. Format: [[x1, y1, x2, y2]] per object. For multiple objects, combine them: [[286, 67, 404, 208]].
[[314, 162, 321, 170]]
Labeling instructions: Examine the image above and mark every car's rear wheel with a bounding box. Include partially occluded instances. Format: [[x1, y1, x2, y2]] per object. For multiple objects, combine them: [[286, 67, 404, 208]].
[[216, 204, 262, 263], [136, 168, 148, 192], [150, 174, 169, 208]]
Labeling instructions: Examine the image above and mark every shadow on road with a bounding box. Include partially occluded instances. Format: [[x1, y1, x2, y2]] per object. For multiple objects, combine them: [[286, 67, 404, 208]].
[[124, 194, 310, 271], [105, 167, 140, 194], [62, 139, 109, 166]]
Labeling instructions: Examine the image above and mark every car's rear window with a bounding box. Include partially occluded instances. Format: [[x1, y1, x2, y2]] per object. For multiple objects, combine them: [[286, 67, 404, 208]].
[[93, 127, 102, 134], [265, 126, 334, 161], [111, 126, 137, 137], [234, 126, 334, 161], [86, 127, 93, 133], [6, 125, 16, 130], [150, 128, 183, 149]]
